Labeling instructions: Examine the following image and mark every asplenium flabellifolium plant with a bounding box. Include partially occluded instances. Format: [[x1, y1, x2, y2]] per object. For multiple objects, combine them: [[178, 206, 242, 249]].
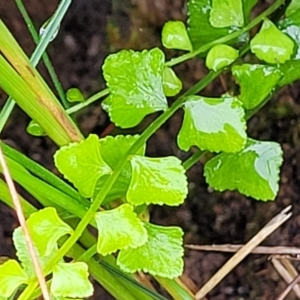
[[1, 0, 300, 299]]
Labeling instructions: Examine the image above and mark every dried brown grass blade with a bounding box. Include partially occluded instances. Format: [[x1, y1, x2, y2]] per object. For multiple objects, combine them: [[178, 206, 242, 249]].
[[180, 273, 199, 294], [277, 274, 300, 300], [271, 257, 300, 299], [195, 206, 292, 300], [186, 244, 300, 255], [281, 257, 299, 278]]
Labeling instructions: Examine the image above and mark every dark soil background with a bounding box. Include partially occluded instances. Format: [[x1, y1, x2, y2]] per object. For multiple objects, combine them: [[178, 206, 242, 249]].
[[1, 1, 300, 299]]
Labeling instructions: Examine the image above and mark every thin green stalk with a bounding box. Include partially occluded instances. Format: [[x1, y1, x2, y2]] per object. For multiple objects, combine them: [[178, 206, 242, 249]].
[[15, 0, 69, 108], [29, 0, 71, 67], [77, 244, 97, 262], [183, 150, 205, 170], [166, 0, 284, 67], [245, 93, 274, 120], [66, 88, 110, 115]]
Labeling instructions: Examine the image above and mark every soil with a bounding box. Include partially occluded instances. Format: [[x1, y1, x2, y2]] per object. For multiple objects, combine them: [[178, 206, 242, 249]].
[[1, 1, 300, 299]]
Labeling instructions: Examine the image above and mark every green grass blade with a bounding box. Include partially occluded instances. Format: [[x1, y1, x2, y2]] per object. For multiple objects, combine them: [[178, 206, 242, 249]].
[[155, 276, 195, 300], [15, 0, 69, 108], [1, 154, 89, 217], [0, 178, 36, 216], [0, 54, 79, 145], [0, 15, 82, 145], [97, 257, 168, 300], [1, 142, 83, 203]]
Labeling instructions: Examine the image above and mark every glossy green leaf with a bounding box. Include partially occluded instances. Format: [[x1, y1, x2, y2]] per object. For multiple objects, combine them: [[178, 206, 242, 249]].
[[278, 59, 300, 86], [26, 207, 73, 256], [178, 95, 246, 153], [286, 0, 300, 16], [188, 0, 235, 50], [96, 135, 145, 202], [281, 9, 300, 27], [232, 64, 282, 109], [100, 135, 145, 167], [279, 12, 300, 60], [283, 25, 300, 59], [250, 19, 294, 64], [102, 48, 168, 128], [270, 10, 300, 86], [66, 88, 84, 103], [13, 227, 58, 276], [54, 134, 112, 198], [161, 21, 193, 51], [187, 0, 253, 51], [51, 262, 93, 298], [26, 120, 46, 137], [117, 223, 184, 278], [206, 44, 239, 71], [210, 0, 244, 28], [0, 259, 28, 298], [162, 67, 182, 97], [204, 139, 283, 200], [12, 227, 38, 275], [95, 204, 147, 255], [127, 156, 188, 206]]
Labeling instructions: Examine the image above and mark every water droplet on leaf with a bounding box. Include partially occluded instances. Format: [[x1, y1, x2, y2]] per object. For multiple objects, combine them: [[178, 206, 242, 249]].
[[39, 17, 59, 42]]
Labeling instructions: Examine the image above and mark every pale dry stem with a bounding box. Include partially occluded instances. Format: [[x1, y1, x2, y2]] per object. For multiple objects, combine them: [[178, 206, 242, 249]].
[[0, 144, 50, 300], [272, 257, 300, 299], [194, 206, 292, 300], [186, 244, 300, 256]]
